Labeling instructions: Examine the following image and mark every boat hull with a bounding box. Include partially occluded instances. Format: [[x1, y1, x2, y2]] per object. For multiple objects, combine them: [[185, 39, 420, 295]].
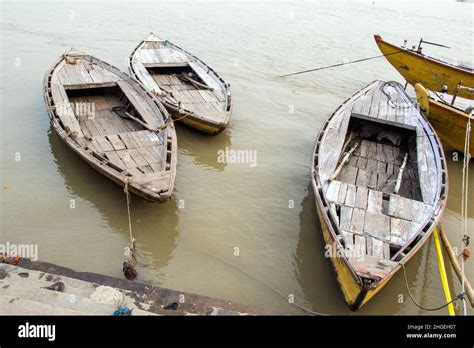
[[415, 83, 474, 154], [164, 101, 230, 135], [313, 184, 438, 310], [128, 34, 232, 135], [427, 101, 474, 155], [311, 80, 447, 310], [374, 35, 473, 99], [43, 51, 178, 203]]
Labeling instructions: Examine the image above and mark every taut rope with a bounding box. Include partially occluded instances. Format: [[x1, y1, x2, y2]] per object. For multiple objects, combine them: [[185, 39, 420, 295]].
[[122, 177, 138, 280], [460, 112, 472, 315], [400, 262, 462, 312]]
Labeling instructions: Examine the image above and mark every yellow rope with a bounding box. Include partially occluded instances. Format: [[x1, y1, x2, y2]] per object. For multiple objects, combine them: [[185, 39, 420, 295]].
[[433, 226, 455, 315]]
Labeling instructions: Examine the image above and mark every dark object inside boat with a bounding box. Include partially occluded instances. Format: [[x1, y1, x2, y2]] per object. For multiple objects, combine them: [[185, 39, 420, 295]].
[[336, 115, 422, 202]]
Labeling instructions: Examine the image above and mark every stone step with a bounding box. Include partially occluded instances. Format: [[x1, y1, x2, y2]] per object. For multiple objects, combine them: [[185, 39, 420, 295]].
[[2, 264, 97, 294], [2, 269, 94, 299], [1, 264, 156, 315], [0, 295, 89, 315], [1, 260, 263, 315], [1, 283, 154, 316]]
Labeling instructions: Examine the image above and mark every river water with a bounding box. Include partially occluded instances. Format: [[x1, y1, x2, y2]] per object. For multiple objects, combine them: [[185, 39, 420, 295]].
[[1, 0, 472, 315]]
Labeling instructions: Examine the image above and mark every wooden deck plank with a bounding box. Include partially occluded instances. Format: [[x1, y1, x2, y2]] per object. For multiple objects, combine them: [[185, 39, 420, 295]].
[[106, 134, 127, 151], [368, 84, 383, 118], [388, 194, 413, 221], [367, 190, 383, 213], [357, 157, 368, 170], [364, 211, 390, 241], [342, 231, 354, 250], [350, 208, 365, 234], [355, 186, 368, 209], [371, 238, 384, 258], [350, 254, 397, 278], [355, 168, 370, 187], [325, 180, 342, 203], [345, 184, 356, 207], [359, 140, 369, 157], [50, 83, 84, 137], [340, 206, 353, 231], [116, 80, 161, 130], [354, 234, 366, 258], [337, 182, 348, 204]]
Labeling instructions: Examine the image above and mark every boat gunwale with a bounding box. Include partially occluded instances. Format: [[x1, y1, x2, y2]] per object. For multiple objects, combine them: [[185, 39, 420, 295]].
[[429, 93, 474, 117], [375, 35, 473, 75], [43, 51, 178, 202]]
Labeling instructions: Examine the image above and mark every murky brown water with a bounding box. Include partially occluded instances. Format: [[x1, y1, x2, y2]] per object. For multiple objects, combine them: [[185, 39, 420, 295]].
[[1, 0, 472, 315]]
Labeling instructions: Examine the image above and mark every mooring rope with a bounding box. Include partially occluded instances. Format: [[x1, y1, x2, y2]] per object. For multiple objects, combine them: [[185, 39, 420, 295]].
[[154, 90, 195, 123], [460, 113, 472, 316], [172, 107, 196, 122], [381, 81, 416, 110], [400, 262, 462, 312], [198, 250, 328, 316], [122, 177, 138, 281], [279, 51, 405, 78]]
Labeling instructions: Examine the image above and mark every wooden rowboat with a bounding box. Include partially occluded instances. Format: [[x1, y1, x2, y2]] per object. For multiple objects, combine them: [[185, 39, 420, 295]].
[[128, 33, 232, 135], [44, 49, 177, 203], [415, 83, 473, 155], [311, 80, 447, 310], [374, 35, 473, 99]]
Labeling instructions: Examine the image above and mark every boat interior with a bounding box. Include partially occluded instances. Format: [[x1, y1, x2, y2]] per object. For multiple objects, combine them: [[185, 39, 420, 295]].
[[65, 84, 167, 175], [145, 65, 226, 115], [324, 114, 433, 282], [431, 90, 474, 114], [336, 115, 422, 201]]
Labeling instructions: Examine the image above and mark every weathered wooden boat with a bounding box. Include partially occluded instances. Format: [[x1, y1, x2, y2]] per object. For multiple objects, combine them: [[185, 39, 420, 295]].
[[374, 35, 473, 99], [128, 33, 232, 135], [311, 80, 447, 310], [44, 49, 177, 203], [415, 83, 473, 154]]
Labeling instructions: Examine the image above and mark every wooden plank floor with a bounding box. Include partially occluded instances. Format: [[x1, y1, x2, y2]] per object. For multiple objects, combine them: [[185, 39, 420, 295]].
[[70, 94, 165, 175], [336, 138, 422, 201], [152, 73, 224, 111], [319, 81, 440, 268]]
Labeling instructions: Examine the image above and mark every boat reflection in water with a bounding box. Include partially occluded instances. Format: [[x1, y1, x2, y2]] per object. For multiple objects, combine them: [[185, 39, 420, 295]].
[[48, 129, 180, 282]]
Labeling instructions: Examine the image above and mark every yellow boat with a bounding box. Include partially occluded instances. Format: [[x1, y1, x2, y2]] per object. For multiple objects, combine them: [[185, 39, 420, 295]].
[[415, 83, 473, 154], [374, 35, 473, 99], [312, 81, 447, 310]]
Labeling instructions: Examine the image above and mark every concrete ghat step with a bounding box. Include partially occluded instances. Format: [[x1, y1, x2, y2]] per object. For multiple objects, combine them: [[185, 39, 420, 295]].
[[1, 260, 264, 315], [1, 264, 155, 315], [0, 283, 155, 316], [2, 264, 97, 294], [2, 270, 95, 299], [0, 295, 89, 315]]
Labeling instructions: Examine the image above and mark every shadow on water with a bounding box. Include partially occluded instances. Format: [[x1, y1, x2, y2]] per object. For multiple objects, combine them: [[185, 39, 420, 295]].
[[293, 182, 444, 315], [175, 125, 231, 171], [48, 128, 180, 273], [294, 182, 351, 315], [444, 148, 474, 218]]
